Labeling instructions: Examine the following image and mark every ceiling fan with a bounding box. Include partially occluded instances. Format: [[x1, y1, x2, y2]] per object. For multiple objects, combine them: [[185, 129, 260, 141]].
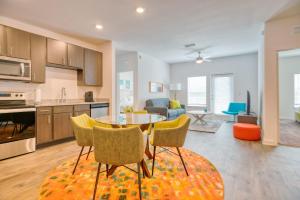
[[194, 51, 212, 64], [185, 45, 212, 64]]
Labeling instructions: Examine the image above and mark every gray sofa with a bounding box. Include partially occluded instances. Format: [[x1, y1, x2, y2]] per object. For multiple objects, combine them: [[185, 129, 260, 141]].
[[145, 98, 186, 120]]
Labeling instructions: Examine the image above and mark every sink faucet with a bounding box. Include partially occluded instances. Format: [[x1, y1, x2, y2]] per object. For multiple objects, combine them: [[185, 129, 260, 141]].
[[60, 87, 66, 102]]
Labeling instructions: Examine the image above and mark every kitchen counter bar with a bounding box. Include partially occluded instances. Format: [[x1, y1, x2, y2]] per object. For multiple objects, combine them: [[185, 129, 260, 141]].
[[32, 98, 109, 107]]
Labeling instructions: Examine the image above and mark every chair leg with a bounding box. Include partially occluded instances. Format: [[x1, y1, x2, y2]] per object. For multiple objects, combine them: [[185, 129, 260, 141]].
[[106, 164, 109, 178], [137, 162, 142, 200], [152, 146, 156, 176], [86, 146, 93, 160], [72, 146, 84, 175], [176, 147, 189, 176], [93, 163, 101, 200]]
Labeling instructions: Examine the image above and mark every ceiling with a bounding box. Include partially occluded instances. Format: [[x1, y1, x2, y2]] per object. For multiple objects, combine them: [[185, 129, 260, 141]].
[[0, 0, 296, 63]]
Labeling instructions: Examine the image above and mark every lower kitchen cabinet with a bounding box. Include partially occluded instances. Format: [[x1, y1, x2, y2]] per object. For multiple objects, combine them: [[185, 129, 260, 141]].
[[36, 107, 52, 145], [74, 104, 90, 116], [53, 112, 73, 140], [53, 106, 73, 140]]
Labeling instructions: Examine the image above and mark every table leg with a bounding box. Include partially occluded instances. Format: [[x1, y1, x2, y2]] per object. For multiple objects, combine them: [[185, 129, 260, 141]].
[[141, 159, 151, 178], [107, 165, 119, 176], [192, 114, 207, 125], [145, 135, 153, 159]]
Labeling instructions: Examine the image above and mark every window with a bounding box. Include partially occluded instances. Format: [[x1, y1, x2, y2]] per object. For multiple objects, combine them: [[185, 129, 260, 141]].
[[212, 74, 234, 114], [187, 76, 207, 106], [295, 74, 300, 107]]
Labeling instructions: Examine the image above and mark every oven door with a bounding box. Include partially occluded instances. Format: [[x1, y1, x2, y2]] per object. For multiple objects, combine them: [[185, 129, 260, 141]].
[[0, 108, 36, 160]]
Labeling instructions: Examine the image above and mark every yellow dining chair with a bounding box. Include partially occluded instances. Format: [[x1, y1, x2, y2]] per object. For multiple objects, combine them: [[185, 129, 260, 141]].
[[92, 126, 145, 200], [150, 114, 191, 176], [70, 114, 111, 174]]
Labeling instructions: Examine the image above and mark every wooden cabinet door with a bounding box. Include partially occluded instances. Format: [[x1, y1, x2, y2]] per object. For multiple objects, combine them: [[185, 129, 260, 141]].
[[68, 44, 84, 69], [31, 34, 46, 83], [6, 27, 30, 59], [74, 110, 91, 116], [47, 38, 67, 66], [53, 112, 73, 140], [0, 25, 6, 56], [36, 113, 53, 145], [83, 49, 103, 86]]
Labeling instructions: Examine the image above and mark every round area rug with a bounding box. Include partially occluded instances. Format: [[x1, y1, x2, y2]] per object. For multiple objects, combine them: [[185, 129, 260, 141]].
[[39, 148, 224, 200]]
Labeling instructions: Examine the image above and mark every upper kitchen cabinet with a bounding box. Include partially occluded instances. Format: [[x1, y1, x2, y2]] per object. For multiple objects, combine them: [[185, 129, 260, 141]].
[[6, 27, 30, 59], [31, 34, 46, 83], [0, 25, 6, 56], [78, 49, 103, 86], [67, 44, 84, 69], [47, 38, 67, 66]]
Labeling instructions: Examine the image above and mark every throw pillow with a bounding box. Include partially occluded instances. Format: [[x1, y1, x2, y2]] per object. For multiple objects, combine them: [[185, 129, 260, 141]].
[[170, 99, 181, 109]]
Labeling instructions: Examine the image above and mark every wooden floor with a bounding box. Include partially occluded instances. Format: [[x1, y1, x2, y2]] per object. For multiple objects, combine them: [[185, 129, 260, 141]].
[[280, 119, 300, 147], [0, 122, 300, 200]]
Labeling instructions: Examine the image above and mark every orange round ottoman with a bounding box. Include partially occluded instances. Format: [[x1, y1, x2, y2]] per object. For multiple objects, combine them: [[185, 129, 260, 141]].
[[233, 123, 261, 141]]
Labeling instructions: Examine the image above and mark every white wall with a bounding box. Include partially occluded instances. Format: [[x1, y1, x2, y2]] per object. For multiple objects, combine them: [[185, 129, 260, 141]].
[[170, 53, 258, 113], [137, 53, 170, 109], [279, 55, 300, 119]]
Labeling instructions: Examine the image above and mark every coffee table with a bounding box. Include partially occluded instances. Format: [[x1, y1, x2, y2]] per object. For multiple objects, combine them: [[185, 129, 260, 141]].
[[187, 110, 212, 125]]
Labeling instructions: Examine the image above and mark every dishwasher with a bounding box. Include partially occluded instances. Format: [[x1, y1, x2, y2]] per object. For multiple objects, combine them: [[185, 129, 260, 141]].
[[90, 103, 109, 118]]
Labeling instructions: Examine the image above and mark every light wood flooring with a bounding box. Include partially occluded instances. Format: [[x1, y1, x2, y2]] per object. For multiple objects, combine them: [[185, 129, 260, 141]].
[[280, 119, 300, 147], [0, 122, 299, 200]]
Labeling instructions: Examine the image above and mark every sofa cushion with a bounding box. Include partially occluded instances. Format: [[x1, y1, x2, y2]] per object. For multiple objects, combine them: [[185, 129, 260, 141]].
[[168, 109, 178, 118], [146, 98, 170, 108], [176, 108, 186, 115]]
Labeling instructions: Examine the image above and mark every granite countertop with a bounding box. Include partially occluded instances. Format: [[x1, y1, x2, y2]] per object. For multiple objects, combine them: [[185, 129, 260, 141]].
[[31, 98, 110, 107]]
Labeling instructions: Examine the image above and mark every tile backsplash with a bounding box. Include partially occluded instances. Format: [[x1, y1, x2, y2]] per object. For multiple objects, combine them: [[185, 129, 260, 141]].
[[0, 67, 100, 100]]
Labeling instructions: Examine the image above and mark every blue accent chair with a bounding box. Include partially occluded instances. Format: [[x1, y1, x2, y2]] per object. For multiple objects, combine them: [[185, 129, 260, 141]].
[[222, 102, 246, 120]]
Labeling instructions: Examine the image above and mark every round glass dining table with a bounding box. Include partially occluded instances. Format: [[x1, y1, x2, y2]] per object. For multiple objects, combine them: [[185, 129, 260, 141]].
[[95, 113, 166, 126], [95, 113, 166, 178]]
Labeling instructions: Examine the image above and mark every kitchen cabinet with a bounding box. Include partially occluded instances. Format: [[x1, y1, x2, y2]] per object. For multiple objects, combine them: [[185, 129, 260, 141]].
[[78, 49, 103, 86], [0, 25, 6, 56], [53, 106, 73, 140], [74, 104, 90, 116], [36, 107, 53, 145], [30, 34, 46, 83], [6, 27, 30, 59], [47, 38, 67, 66], [67, 44, 84, 69]]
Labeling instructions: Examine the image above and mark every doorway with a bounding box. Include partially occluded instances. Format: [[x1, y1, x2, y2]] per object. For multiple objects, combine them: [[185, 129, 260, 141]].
[[211, 74, 234, 114], [278, 49, 300, 147], [118, 71, 134, 112]]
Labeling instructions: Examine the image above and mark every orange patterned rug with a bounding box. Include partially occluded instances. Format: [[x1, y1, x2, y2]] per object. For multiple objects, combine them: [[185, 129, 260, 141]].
[[39, 148, 224, 200]]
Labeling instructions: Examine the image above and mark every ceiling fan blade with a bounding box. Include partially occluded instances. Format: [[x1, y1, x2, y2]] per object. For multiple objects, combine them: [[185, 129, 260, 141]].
[[204, 58, 212, 62]]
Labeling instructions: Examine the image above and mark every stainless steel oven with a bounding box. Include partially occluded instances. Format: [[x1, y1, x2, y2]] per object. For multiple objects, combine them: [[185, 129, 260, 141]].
[[0, 56, 31, 81], [0, 92, 36, 160]]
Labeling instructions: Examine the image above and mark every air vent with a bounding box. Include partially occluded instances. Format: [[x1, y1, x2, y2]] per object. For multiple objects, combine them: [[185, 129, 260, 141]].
[[184, 43, 196, 48], [294, 25, 300, 34]]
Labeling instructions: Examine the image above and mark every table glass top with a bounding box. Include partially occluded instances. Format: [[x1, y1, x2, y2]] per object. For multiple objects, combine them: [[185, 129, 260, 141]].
[[96, 113, 166, 125]]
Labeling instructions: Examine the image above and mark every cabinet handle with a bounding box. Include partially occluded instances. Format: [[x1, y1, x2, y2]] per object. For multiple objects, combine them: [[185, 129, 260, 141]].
[[47, 115, 51, 124]]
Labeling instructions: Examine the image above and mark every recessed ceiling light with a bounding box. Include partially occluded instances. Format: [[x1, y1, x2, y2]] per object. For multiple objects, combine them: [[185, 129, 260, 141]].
[[136, 7, 145, 14], [95, 24, 103, 30]]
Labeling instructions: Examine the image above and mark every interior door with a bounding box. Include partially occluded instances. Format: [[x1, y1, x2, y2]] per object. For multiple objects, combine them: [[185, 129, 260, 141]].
[[211, 74, 234, 114]]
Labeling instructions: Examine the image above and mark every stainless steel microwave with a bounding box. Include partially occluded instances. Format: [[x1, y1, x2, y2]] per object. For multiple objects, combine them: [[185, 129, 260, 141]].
[[0, 56, 31, 81]]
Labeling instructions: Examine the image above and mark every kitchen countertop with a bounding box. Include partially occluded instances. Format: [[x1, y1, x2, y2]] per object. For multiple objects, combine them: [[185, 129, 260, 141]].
[[31, 98, 110, 107]]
